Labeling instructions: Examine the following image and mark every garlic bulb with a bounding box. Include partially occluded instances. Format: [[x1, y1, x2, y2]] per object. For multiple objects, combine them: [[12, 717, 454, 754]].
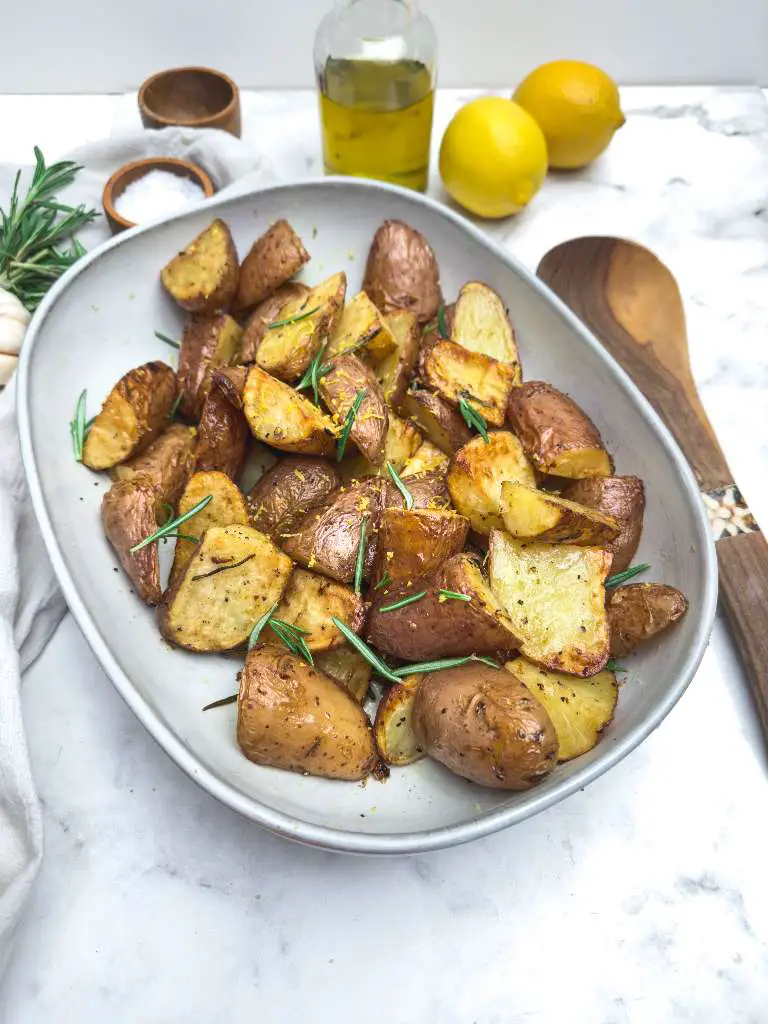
[[0, 286, 30, 386]]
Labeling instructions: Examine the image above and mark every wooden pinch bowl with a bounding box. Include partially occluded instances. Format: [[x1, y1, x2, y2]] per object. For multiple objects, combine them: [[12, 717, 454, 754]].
[[138, 66, 241, 137], [102, 157, 215, 235]]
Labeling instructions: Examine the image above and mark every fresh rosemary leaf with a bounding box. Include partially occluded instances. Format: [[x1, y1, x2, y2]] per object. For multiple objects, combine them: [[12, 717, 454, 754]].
[[248, 602, 279, 650], [472, 655, 502, 669], [458, 395, 489, 443], [385, 461, 414, 510], [295, 345, 331, 404], [436, 302, 449, 338], [330, 617, 400, 683], [266, 305, 321, 330], [379, 590, 427, 613], [421, 320, 436, 337], [154, 331, 180, 349], [438, 589, 471, 602], [336, 388, 367, 462], [192, 553, 255, 581], [202, 693, 238, 711], [374, 572, 391, 591], [164, 532, 199, 543], [392, 653, 500, 677], [269, 619, 314, 666], [69, 389, 87, 461], [168, 392, 184, 420], [605, 660, 627, 673], [129, 494, 212, 553], [605, 563, 650, 588], [354, 514, 368, 595]]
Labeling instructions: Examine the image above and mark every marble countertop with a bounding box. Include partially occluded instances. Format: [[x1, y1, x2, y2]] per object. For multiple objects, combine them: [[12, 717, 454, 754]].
[[2, 87, 768, 1023]]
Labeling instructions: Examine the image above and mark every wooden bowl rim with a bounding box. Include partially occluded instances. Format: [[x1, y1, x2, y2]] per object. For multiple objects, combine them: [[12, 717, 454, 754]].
[[102, 156, 215, 232], [138, 65, 240, 127]]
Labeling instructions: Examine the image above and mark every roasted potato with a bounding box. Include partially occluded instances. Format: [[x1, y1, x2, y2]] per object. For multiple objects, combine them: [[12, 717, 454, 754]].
[[400, 388, 471, 454], [488, 530, 611, 676], [237, 644, 379, 780], [195, 381, 250, 481], [420, 340, 518, 427], [238, 282, 310, 364], [246, 456, 340, 538], [363, 220, 442, 323], [562, 476, 645, 573], [400, 440, 449, 479], [505, 657, 618, 762], [499, 482, 620, 545], [243, 366, 336, 456], [374, 675, 425, 766], [209, 365, 248, 409], [315, 646, 372, 703], [507, 381, 613, 479], [273, 568, 366, 651], [327, 290, 397, 362], [374, 310, 421, 410], [160, 525, 293, 652], [451, 281, 520, 369], [110, 423, 196, 507], [411, 663, 559, 790], [255, 272, 346, 383], [82, 361, 177, 471], [176, 313, 243, 420], [367, 554, 521, 660], [160, 218, 239, 313], [372, 507, 469, 587], [447, 431, 536, 535], [607, 583, 688, 657], [319, 353, 388, 464], [233, 219, 310, 312], [170, 470, 250, 582], [101, 477, 162, 605], [381, 469, 451, 512], [339, 413, 422, 481]]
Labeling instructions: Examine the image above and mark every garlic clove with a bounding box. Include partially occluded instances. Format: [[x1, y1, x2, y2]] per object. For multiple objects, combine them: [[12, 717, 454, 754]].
[[0, 316, 28, 357], [0, 352, 18, 387]]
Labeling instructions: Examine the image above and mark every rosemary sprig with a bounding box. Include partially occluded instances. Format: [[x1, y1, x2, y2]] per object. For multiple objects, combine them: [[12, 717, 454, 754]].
[[379, 590, 427, 613], [202, 693, 238, 711], [69, 389, 88, 461], [163, 532, 199, 543], [129, 494, 212, 553], [336, 389, 366, 462], [248, 602, 279, 650], [385, 461, 414, 510], [296, 345, 331, 404], [266, 305, 321, 330], [392, 654, 501, 677], [269, 618, 314, 666], [436, 302, 449, 338], [605, 660, 627, 673], [192, 554, 255, 581], [160, 502, 175, 524], [458, 394, 489, 443], [168, 392, 184, 420], [605, 563, 650, 588], [155, 330, 180, 349], [330, 617, 400, 683], [354, 515, 368, 595], [374, 572, 391, 591], [438, 590, 471, 602]]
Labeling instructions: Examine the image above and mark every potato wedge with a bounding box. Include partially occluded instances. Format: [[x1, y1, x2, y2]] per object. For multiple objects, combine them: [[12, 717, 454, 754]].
[[412, 663, 558, 790], [319, 353, 388, 465], [367, 554, 521, 660], [420, 339, 518, 427], [82, 361, 177, 471], [507, 381, 613, 479], [400, 388, 471, 454], [374, 674, 425, 766], [327, 290, 397, 362], [488, 531, 611, 676], [339, 413, 422, 481], [447, 431, 536, 535], [246, 457, 340, 538], [374, 310, 421, 410], [237, 644, 379, 781], [170, 470, 250, 581], [160, 218, 238, 313], [607, 583, 688, 657], [372, 507, 469, 587], [499, 482, 620, 545], [160, 525, 293, 652], [233, 219, 310, 312], [176, 313, 243, 419], [195, 382, 249, 481], [505, 657, 618, 762], [273, 568, 366, 651], [400, 440, 449, 479], [110, 423, 196, 507], [243, 365, 336, 456], [562, 476, 645, 573], [363, 219, 442, 323], [101, 477, 162, 605], [209, 365, 248, 409], [238, 282, 310, 364], [255, 272, 346, 383], [382, 469, 451, 512], [314, 646, 372, 703], [451, 281, 521, 370]]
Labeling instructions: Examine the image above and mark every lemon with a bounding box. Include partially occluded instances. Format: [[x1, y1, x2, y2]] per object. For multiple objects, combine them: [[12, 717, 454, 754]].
[[439, 97, 548, 219], [513, 60, 624, 170]]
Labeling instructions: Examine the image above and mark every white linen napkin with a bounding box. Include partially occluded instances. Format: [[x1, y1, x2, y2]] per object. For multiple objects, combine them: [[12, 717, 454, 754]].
[[0, 125, 272, 977]]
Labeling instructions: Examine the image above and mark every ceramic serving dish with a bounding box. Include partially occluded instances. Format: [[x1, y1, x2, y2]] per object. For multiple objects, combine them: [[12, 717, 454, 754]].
[[17, 179, 717, 855]]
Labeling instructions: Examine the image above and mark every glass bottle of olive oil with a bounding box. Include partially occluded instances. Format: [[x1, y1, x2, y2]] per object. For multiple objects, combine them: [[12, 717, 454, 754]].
[[314, 0, 437, 192]]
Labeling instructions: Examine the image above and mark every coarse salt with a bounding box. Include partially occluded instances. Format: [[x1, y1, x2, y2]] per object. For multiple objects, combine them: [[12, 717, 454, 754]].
[[114, 170, 206, 223]]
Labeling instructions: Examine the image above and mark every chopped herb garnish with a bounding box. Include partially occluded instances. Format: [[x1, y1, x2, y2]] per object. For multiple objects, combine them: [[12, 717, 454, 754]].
[[69, 389, 88, 461], [438, 590, 471, 602], [605, 563, 650, 588], [354, 515, 368, 595], [421, 320, 436, 337], [374, 571, 391, 591], [202, 693, 238, 711], [129, 494, 212, 553], [386, 461, 414, 510], [192, 553, 255, 581], [169, 391, 184, 419], [154, 330, 180, 349], [248, 601, 279, 650], [392, 654, 500, 677], [330, 617, 400, 683], [458, 394, 489, 443], [164, 532, 199, 543], [379, 590, 427, 613], [296, 345, 332, 404], [269, 618, 314, 666], [436, 302, 449, 338], [160, 502, 175, 524], [266, 304, 321, 330], [336, 389, 367, 462], [605, 660, 627, 673]]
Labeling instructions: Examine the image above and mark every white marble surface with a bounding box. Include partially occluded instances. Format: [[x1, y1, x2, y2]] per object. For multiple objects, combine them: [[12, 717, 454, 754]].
[[2, 88, 768, 1022]]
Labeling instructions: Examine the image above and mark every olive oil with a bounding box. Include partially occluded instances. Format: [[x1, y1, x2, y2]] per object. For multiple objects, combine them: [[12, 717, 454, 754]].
[[318, 57, 435, 191]]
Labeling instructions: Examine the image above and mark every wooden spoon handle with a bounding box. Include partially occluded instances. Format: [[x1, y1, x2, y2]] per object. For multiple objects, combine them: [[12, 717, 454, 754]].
[[716, 530, 768, 734]]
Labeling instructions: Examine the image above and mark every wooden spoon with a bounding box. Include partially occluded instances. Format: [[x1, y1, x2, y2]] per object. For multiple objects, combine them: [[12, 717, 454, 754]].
[[537, 237, 768, 736]]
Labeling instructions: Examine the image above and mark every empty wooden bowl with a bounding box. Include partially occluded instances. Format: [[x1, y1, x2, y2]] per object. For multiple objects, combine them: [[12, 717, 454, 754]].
[[102, 156, 215, 234], [138, 66, 241, 137]]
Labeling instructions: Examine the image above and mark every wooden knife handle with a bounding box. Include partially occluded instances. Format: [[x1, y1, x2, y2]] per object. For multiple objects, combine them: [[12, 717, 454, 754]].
[[716, 530, 768, 734]]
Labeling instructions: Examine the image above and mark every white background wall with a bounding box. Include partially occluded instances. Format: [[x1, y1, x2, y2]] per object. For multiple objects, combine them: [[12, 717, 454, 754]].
[[2, 0, 767, 92]]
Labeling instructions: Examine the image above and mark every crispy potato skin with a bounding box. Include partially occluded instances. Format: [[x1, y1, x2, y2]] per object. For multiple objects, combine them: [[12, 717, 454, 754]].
[[607, 583, 688, 657], [373, 507, 469, 587], [83, 361, 177, 470], [507, 381, 613, 479], [375, 310, 421, 410], [111, 424, 196, 506], [400, 388, 472, 454], [160, 218, 239, 313], [247, 457, 340, 538], [195, 383, 249, 480], [363, 220, 442, 323], [367, 554, 520, 660], [243, 366, 336, 456], [411, 664, 559, 790], [319, 353, 388, 464], [176, 313, 243, 420], [237, 644, 379, 780], [563, 476, 645, 573], [374, 674, 425, 766], [447, 431, 536, 535], [238, 282, 310, 363], [273, 568, 367, 651], [170, 470, 250, 582], [499, 482, 620, 546], [209, 365, 248, 408], [381, 469, 452, 512], [101, 477, 162, 605], [420, 339, 518, 427], [234, 219, 310, 312]]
